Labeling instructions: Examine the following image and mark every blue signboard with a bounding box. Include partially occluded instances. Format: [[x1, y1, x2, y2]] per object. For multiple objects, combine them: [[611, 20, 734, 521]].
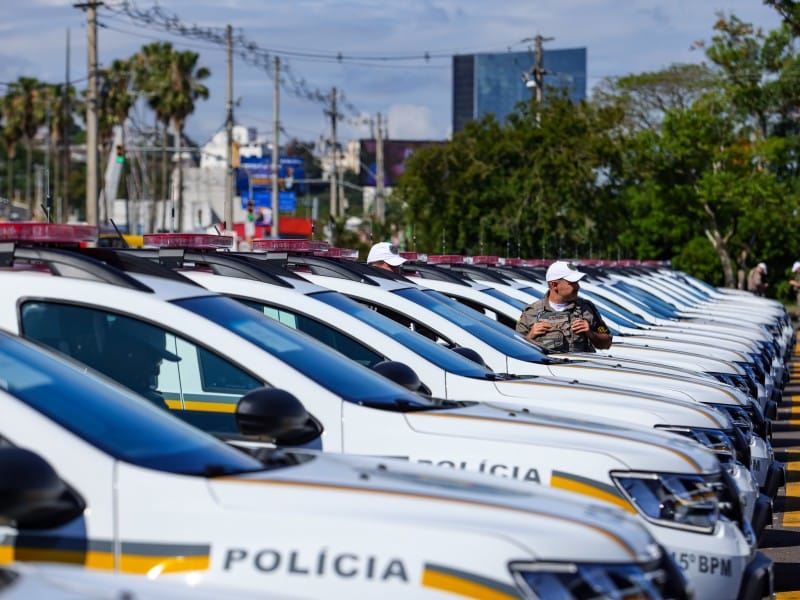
[[236, 157, 305, 213], [241, 190, 296, 212]]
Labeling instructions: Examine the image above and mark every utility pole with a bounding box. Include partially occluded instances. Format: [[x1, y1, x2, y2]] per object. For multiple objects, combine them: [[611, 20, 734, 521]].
[[63, 27, 71, 223], [224, 24, 234, 231], [44, 108, 52, 222], [523, 34, 553, 124], [326, 87, 338, 220], [271, 55, 280, 239], [75, 1, 102, 226], [375, 112, 385, 224]]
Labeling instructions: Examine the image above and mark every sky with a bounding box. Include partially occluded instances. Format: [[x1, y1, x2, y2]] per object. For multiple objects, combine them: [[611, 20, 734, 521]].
[[0, 0, 787, 149]]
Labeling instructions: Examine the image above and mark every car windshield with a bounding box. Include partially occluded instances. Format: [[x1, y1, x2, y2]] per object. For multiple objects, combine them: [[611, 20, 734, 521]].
[[480, 287, 528, 310], [652, 276, 707, 305], [673, 272, 717, 298], [174, 295, 438, 408], [580, 289, 649, 327], [610, 280, 679, 318], [517, 286, 541, 297], [0, 333, 264, 476], [630, 278, 691, 308], [392, 287, 553, 362], [313, 291, 494, 377]]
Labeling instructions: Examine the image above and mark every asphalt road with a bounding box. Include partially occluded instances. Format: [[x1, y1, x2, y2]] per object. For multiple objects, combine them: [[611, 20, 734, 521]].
[[759, 350, 800, 599]]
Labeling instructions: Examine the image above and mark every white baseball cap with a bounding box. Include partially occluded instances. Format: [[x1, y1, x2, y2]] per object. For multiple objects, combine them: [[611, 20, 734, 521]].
[[366, 242, 406, 267], [545, 261, 586, 283], [792, 261, 800, 273], [758, 262, 767, 273]]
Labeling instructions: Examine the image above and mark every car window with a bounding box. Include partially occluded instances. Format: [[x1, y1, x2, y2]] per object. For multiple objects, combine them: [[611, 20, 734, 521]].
[[238, 297, 384, 367], [313, 291, 493, 377], [20, 301, 264, 423], [174, 295, 436, 408], [0, 331, 263, 475], [392, 288, 553, 362]]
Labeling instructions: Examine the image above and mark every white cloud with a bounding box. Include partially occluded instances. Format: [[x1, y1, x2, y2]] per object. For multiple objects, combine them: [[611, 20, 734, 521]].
[[386, 104, 439, 140], [0, 0, 786, 145]]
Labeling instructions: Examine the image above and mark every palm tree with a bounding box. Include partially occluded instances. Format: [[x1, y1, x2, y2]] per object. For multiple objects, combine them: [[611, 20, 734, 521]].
[[43, 83, 79, 222], [134, 42, 173, 232], [98, 58, 137, 223], [165, 49, 210, 231], [5, 77, 47, 212], [0, 97, 24, 204]]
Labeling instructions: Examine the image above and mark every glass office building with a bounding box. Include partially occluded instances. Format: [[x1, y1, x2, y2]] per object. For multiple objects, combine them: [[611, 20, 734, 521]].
[[453, 48, 587, 133]]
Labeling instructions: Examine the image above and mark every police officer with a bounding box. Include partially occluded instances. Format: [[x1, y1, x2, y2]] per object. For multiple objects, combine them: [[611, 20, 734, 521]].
[[789, 261, 800, 321], [366, 241, 407, 273], [747, 262, 769, 297], [516, 261, 612, 353]]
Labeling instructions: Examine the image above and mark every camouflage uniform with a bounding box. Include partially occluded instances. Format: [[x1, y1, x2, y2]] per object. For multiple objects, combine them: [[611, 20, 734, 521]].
[[794, 270, 800, 321], [747, 267, 767, 297], [516, 293, 611, 353]]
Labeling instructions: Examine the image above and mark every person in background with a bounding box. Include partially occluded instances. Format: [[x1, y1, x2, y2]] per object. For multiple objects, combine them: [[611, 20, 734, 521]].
[[789, 261, 800, 321], [747, 262, 769, 297], [244, 199, 256, 245], [516, 260, 612, 353], [366, 241, 407, 273]]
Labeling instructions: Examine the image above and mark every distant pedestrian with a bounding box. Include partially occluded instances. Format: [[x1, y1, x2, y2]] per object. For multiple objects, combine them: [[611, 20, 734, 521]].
[[516, 260, 612, 353], [244, 200, 256, 244], [789, 261, 800, 320], [747, 262, 769, 297]]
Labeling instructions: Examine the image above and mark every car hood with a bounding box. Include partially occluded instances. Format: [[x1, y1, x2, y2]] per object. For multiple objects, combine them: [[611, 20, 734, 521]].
[[400, 402, 719, 473], [206, 450, 659, 563]]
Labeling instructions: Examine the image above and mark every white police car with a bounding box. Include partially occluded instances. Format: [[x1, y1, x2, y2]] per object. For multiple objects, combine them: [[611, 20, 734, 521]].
[[31, 238, 774, 521], [277, 254, 778, 497], [163, 263, 765, 530], [0, 226, 771, 599], [0, 330, 690, 599]]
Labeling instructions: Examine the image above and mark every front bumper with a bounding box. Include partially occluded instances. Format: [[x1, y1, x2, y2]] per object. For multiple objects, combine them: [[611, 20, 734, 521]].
[[761, 461, 786, 501], [750, 493, 773, 545], [737, 550, 774, 600]]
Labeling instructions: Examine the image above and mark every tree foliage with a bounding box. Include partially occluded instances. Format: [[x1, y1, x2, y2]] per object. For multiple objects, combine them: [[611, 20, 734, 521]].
[[395, 10, 800, 292], [397, 95, 627, 259]]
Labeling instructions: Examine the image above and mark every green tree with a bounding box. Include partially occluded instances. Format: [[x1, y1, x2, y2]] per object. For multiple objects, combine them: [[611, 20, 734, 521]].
[[134, 42, 173, 231], [0, 93, 24, 203], [595, 13, 800, 286], [97, 58, 137, 222], [592, 63, 718, 133], [164, 49, 210, 231], [4, 77, 47, 211], [396, 94, 623, 259], [696, 13, 800, 284], [134, 43, 210, 232], [43, 83, 80, 221]]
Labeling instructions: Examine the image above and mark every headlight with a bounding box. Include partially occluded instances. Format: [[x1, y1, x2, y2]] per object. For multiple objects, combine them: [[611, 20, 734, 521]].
[[611, 472, 719, 533], [707, 371, 757, 399], [703, 403, 754, 442], [735, 361, 761, 392], [510, 556, 690, 600], [655, 426, 736, 465]]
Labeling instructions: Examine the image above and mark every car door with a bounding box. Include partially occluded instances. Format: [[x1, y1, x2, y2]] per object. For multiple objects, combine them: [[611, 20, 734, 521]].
[[18, 301, 266, 435]]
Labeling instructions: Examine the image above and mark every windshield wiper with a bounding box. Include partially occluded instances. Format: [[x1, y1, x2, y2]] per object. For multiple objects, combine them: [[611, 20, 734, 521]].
[[359, 398, 457, 412], [482, 372, 535, 381]]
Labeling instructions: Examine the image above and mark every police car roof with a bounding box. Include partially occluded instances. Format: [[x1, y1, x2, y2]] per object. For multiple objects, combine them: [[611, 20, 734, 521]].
[[283, 253, 416, 287]]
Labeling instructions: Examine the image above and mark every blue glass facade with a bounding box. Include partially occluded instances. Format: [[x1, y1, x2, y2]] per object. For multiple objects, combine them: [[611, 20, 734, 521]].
[[453, 48, 587, 132]]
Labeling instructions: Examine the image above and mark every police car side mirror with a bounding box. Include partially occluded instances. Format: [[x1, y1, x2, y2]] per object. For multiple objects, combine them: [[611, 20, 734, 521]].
[[372, 361, 432, 395], [0, 447, 85, 529], [236, 388, 323, 446], [451, 346, 487, 367]]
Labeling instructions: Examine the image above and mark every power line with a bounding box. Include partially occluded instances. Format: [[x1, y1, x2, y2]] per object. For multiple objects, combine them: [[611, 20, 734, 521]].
[[103, 2, 530, 63], [104, 0, 363, 118]]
